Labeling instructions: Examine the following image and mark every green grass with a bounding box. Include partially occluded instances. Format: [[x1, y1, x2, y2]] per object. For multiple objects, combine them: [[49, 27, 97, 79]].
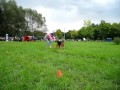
[[0, 41, 120, 90]]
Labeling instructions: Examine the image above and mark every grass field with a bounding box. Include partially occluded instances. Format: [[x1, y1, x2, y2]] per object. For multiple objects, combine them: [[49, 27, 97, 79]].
[[0, 41, 120, 90]]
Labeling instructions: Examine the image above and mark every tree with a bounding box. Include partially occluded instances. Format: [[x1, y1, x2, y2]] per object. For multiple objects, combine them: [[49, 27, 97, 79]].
[[78, 20, 94, 40], [0, 0, 46, 37], [0, 0, 25, 36], [69, 30, 78, 39], [111, 23, 120, 38], [54, 29, 63, 39], [0, 0, 7, 36], [99, 20, 112, 39], [34, 31, 45, 39], [24, 9, 45, 35], [84, 20, 92, 27], [93, 24, 102, 40], [78, 27, 86, 38]]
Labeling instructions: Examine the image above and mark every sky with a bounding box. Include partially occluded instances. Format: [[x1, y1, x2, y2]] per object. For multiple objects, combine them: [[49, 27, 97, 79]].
[[16, 0, 120, 32]]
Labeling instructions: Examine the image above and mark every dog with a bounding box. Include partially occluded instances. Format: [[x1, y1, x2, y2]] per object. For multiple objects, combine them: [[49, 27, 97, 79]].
[[56, 38, 64, 48]]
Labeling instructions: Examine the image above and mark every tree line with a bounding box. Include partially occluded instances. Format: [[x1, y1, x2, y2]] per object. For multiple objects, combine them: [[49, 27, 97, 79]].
[[0, 0, 46, 37], [0, 0, 120, 40], [54, 20, 120, 40]]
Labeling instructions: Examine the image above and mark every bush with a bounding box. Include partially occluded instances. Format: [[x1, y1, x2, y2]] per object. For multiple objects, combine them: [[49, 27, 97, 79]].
[[113, 37, 120, 44]]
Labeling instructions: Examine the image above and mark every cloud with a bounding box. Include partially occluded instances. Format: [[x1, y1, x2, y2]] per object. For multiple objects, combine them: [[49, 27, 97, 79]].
[[16, 0, 120, 32], [34, 6, 83, 32]]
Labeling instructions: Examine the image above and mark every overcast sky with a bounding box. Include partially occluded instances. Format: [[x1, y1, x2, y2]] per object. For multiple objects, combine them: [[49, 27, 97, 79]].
[[16, 0, 120, 32]]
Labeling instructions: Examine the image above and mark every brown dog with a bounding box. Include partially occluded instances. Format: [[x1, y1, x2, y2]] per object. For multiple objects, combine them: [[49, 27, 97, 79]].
[[56, 39, 64, 48]]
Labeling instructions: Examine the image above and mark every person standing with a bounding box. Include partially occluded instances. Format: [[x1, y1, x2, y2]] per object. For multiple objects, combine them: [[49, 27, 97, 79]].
[[44, 33, 54, 48]]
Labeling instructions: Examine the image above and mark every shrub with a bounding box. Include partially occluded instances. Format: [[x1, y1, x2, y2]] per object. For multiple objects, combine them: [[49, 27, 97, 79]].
[[113, 37, 120, 45]]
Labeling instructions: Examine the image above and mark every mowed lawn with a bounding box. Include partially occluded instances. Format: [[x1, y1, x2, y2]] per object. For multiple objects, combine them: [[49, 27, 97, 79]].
[[0, 41, 120, 90]]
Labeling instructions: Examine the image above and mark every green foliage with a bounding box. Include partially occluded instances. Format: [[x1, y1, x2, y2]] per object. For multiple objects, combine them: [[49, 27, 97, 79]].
[[84, 20, 92, 27], [67, 30, 78, 39], [0, 41, 120, 90], [67, 20, 120, 40], [0, 0, 45, 36], [54, 29, 63, 39], [113, 37, 120, 45], [34, 30, 45, 38], [0, 0, 120, 40], [0, 0, 25, 36], [24, 8, 44, 34]]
